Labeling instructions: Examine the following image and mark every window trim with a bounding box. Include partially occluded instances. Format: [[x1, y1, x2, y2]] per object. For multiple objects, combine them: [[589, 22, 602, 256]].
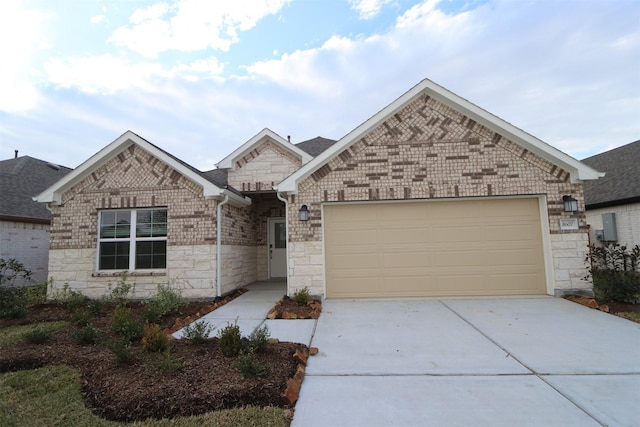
[[96, 208, 168, 272]]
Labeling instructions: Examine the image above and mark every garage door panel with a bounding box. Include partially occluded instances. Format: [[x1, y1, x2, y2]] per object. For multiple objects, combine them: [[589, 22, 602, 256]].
[[325, 198, 546, 298]]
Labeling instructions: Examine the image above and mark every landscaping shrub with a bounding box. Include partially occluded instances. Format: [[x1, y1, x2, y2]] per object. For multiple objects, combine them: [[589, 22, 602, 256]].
[[235, 351, 270, 378], [0, 259, 33, 318], [148, 350, 187, 373], [22, 327, 52, 344], [0, 258, 33, 287], [50, 283, 88, 310], [585, 243, 640, 304], [244, 325, 270, 354], [293, 287, 310, 306], [143, 283, 186, 323], [182, 320, 214, 344], [106, 274, 134, 306], [75, 324, 99, 345], [106, 338, 134, 365], [110, 306, 143, 341], [142, 323, 170, 353], [218, 320, 242, 356], [71, 307, 93, 327]]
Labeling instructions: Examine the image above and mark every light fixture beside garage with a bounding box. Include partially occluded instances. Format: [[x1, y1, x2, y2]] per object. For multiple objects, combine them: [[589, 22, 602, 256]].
[[299, 205, 309, 221], [562, 195, 578, 212]]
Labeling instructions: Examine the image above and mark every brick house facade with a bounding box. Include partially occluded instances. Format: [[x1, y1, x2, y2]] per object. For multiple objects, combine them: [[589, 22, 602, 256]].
[[36, 79, 603, 299]]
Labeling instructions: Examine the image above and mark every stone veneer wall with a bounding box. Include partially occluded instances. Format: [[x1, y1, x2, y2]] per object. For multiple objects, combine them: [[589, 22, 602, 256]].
[[47, 143, 258, 299], [227, 141, 302, 192], [286, 94, 589, 297]]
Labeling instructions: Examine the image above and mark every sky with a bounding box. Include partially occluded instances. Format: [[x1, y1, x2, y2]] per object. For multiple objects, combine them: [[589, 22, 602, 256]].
[[0, 0, 638, 171]]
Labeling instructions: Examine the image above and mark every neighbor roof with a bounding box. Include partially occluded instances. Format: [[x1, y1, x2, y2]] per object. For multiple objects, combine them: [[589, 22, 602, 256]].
[[0, 156, 73, 222], [276, 78, 604, 193], [581, 139, 640, 209]]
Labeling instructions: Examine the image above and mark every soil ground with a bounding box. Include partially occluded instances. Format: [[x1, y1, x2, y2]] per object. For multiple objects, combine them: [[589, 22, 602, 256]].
[[0, 292, 310, 422]]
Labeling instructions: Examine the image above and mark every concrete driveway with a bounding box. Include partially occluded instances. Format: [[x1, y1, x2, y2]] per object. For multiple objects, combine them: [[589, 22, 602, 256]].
[[292, 296, 640, 427]]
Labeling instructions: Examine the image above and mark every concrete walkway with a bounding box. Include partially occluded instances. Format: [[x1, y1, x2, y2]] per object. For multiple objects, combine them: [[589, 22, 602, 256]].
[[293, 296, 640, 427], [172, 281, 318, 346]]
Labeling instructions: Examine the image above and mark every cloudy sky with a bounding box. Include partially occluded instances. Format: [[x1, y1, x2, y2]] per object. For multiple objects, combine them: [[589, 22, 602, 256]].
[[1, 0, 638, 170]]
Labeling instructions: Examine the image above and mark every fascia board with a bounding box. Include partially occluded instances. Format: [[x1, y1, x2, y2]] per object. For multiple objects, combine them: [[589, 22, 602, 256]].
[[215, 128, 312, 170], [277, 79, 603, 192]]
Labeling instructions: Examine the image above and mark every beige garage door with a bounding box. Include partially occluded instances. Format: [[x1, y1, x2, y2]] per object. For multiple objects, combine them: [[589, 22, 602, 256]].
[[324, 198, 546, 298]]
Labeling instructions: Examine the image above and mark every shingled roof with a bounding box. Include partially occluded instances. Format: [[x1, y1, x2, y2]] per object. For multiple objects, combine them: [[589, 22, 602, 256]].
[[581, 139, 640, 209], [0, 156, 73, 222], [296, 136, 338, 157]]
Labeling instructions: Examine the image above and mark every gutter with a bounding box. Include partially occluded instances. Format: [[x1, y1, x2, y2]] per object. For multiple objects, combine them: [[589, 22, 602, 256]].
[[276, 192, 290, 297], [216, 194, 230, 298]]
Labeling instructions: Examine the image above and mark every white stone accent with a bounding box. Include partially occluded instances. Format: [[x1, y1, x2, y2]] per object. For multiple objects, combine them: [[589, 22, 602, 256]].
[[550, 233, 591, 293], [288, 240, 324, 297], [219, 244, 257, 295], [228, 147, 300, 189]]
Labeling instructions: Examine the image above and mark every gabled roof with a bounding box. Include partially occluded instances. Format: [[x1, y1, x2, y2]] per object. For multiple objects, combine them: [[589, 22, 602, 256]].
[[296, 136, 338, 157], [276, 78, 604, 193], [0, 156, 73, 222], [34, 131, 250, 207], [215, 128, 313, 170], [581, 139, 640, 209]]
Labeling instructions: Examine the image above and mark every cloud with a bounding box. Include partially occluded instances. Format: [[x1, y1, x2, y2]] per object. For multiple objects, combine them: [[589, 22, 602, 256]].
[[45, 54, 224, 94], [109, 0, 292, 58], [348, 0, 392, 19], [0, 1, 50, 113]]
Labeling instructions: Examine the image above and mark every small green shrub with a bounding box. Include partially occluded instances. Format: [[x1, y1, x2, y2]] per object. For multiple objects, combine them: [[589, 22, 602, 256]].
[[244, 325, 270, 354], [585, 243, 640, 304], [148, 350, 187, 373], [107, 273, 134, 306], [142, 323, 170, 353], [75, 324, 99, 345], [111, 306, 143, 341], [293, 287, 310, 306], [0, 258, 32, 287], [106, 338, 134, 365], [71, 307, 93, 326], [0, 286, 28, 318], [218, 320, 242, 356], [182, 320, 214, 344], [143, 283, 186, 323], [23, 282, 47, 306], [235, 351, 270, 378], [22, 327, 52, 344], [86, 299, 103, 316]]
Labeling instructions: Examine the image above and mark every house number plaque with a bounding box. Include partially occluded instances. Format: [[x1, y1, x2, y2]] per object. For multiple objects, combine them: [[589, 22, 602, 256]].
[[559, 218, 579, 231]]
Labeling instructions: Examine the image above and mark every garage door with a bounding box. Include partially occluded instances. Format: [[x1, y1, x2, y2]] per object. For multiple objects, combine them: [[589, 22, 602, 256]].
[[324, 198, 546, 298]]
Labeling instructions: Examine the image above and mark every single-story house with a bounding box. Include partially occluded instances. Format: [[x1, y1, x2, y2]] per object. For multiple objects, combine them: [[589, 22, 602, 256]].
[[1, 154, 73, 285], [35, 79, 603, 299], [581, 140, 640, 247]]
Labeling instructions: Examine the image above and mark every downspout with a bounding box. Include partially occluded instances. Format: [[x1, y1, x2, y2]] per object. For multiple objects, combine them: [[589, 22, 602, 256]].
[[216, 194, 230, 298], [276, 192, 290, 296]]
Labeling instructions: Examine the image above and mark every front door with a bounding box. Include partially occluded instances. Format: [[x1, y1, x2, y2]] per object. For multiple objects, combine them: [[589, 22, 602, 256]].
[[268, 218, 287, 278]]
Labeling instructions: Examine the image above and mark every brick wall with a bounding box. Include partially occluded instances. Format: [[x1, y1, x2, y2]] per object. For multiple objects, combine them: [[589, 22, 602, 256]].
[[47, 143, 259, 298], [227, 141, 302, 192], [285, 94, 588, 296]]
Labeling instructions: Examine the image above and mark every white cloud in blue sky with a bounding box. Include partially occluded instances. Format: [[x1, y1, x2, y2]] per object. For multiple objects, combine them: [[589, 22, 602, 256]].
[[0, 0, 638, 170]]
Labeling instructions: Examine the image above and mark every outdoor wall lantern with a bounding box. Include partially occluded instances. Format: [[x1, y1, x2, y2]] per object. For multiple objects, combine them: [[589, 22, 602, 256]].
[[563, 195, 578, 213], [299, 205, 309, 221]]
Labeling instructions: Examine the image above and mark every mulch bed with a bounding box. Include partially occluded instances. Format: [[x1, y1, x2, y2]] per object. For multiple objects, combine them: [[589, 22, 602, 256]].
[[0, 290, 309, 422], [564, 294, 640, 315], [267, 296, 322, 319]]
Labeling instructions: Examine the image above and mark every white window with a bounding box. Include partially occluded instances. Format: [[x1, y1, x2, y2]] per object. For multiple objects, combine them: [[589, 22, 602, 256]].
[[98, 208, 167, 271]]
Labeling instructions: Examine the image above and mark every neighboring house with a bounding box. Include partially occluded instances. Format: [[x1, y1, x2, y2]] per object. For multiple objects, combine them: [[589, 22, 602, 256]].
[[35, 79, 603, 300], [581, 140, 640, 247], [0, 155, 73, 285]]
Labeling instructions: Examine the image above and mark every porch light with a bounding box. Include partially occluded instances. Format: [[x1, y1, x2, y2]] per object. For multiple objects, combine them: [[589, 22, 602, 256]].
[[563, 195, 578, 213], [299, 205, 309, 221]]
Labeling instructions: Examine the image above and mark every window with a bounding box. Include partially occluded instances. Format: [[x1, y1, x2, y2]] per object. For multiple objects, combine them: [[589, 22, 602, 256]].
[[98, 208, 167, 270]]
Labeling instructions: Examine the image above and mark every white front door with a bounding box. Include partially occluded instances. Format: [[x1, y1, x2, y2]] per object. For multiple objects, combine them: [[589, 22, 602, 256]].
[[268, 218, 287, 278]]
